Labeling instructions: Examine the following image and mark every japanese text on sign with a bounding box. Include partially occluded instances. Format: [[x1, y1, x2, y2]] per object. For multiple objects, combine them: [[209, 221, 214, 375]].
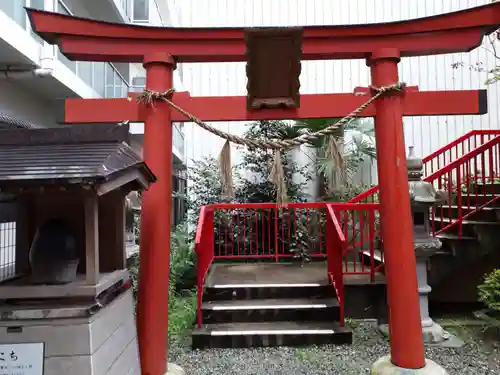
[[0, 344, 44, 375]]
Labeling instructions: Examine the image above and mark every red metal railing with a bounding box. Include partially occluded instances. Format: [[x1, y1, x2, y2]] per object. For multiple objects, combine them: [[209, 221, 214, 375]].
[[326, 205, 345, 326], [207, 202, 381, 270], [194, 206, 215, 328], [348, 131, 500, 240], [429, 135, 500, 236], [193, 201, 382, 327], [330, 203, 382, 279], [349, 130, 500, 204], [210, 202, 329, 260]]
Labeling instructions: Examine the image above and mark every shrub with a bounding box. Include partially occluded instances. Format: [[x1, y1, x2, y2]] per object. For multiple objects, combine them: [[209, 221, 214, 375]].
[[126, 253, 140, 298], [324, 184, 376, 203], [168, 286, 196, 337], [127, 223, 197, 337], [236, 120, 308, 204], [170, 222, 196, 292], [185, 157, 232, 230], [478, 269, 500, 311]]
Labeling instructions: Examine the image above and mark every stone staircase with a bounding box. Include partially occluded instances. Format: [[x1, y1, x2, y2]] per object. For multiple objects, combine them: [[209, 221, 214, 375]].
[[192, 262, 352, 349], [357, 181, 500, 303], [428, 181, 500, 303]]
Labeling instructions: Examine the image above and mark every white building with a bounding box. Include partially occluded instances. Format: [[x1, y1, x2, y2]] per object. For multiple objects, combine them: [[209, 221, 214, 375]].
[[0, 0, 498, 210], [173, 0, 500, 194], [0, 0, 186, 267], [0, 0, 185, 163]]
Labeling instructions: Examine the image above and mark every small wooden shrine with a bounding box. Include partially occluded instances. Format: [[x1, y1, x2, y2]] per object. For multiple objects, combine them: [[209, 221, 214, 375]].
[[0, 124, 155, 375]]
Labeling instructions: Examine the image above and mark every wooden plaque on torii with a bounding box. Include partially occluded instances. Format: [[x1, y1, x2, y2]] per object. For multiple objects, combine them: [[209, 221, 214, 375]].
[[245, 27, 302, 109]]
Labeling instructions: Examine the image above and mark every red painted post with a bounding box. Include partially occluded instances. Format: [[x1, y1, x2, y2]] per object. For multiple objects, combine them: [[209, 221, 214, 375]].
[[137, 52, 176, 375], [367, 48, 426, 369]]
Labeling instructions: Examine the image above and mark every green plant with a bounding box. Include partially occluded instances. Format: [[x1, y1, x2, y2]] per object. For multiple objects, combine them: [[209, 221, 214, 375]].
[[288, 228, 313, 266], [478, 269, 500, 312], [127, 252, 140, 298], [127, 223, 197, 338], [168, 286, 196, 337], [170, 222, 196, 292], [324, 184, 377, 203], [186, 120, 311, 261], [185, 156, 236, 230], [344, 316, 358, 328], [236, 120, 308, 204], [451, 4, 500, 87]]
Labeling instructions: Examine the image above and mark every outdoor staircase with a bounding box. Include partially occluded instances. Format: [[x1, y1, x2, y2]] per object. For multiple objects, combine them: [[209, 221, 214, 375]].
[[192, 130, 500, 348], [351, 130, 500, 303], [192, 263, 352, 349], [364, 181, 500, 292], [428, 181, 500, 302]]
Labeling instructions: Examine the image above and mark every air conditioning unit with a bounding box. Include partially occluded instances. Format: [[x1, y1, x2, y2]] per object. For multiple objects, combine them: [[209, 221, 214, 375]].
[[130, 76, 146, 93]]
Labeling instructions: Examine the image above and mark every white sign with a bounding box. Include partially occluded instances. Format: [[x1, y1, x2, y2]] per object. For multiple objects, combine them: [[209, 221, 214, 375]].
[[0, 343, 44, 375]]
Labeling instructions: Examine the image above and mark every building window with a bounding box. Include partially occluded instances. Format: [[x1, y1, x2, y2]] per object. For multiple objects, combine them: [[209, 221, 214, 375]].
[[56, 1, 77, 73], [0, 0, 43, 38], [172, 173, 187, 227], [133, 0, 149, 22]]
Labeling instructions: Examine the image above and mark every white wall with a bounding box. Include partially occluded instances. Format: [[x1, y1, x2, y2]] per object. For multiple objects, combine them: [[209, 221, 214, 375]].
[[176, 0, 500, 188], [0, 79, 59, 127]]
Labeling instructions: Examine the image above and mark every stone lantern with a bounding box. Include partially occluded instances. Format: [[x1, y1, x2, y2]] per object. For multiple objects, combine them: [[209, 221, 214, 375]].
[[407, 146, 451, 344]]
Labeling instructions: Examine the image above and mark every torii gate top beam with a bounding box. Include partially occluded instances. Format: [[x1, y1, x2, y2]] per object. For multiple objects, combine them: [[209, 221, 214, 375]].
[[26, 3, 500, 63]]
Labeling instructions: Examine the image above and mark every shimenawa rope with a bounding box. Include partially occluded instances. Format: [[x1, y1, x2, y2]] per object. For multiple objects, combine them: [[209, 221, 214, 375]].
[[136, 82, 405, 204]]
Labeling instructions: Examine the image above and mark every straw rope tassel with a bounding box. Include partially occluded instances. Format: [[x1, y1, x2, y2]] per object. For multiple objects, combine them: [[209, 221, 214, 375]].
[[219, 140, 234, 201], [270, 150, 287, 206]]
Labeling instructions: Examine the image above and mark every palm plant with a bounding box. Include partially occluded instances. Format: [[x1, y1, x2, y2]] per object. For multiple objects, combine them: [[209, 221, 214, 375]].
[[294, 118, 377, 199]]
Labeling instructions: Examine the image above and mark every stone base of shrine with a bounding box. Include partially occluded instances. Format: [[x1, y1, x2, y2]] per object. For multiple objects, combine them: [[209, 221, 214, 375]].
[[371, 356, 448, 375], [0, 288, 140, 375]]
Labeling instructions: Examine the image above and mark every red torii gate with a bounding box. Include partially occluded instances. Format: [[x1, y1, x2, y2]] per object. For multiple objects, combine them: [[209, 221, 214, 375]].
[[26, 3, 500, 375]]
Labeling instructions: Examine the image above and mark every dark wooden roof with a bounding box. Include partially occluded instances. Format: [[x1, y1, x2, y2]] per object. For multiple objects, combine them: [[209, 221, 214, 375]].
[[0, 112, 41, 130], [0, 124, 156, 188]]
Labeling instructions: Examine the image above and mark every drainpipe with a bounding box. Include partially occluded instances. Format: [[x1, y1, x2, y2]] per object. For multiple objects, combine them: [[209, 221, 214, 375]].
[[0, 43, 55, 80], [0, 0, 56, 81]]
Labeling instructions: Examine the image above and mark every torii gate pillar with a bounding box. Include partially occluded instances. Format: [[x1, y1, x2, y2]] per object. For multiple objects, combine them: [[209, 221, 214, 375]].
[[368, 49, 447, 374], [137, 52, 176, 375], [368, 49, 424, 367]]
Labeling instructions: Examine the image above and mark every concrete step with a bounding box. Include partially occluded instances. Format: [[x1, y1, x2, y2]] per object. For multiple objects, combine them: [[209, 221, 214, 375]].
[[455, 193, 500, 207], [472, 181, 500, 195], [436, 232, 477, 242], [192, 321, 352, 349], [360, 249, 384, 267], [202, 297, 340, 323], [436, 204, 500, 222], [204, 263, 334, 301], [204, 282, 334, 301], [431, 216, 500, 237]]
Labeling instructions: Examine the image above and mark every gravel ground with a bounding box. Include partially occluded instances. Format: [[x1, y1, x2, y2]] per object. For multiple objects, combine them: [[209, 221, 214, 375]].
[[169, 323, 500, 375]]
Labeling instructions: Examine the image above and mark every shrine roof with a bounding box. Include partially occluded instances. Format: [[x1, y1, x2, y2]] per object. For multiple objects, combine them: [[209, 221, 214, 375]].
[[0, 112, 41, 130], [0, 124, 156, 188]]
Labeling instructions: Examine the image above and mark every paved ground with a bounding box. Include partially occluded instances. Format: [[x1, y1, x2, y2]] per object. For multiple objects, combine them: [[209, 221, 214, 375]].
[[169, 322, 500, 375]]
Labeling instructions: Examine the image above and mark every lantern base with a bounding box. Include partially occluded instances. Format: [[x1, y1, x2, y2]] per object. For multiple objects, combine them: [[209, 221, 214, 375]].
[[371, 355, 448, 375], [421, 320, 450, 344]]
